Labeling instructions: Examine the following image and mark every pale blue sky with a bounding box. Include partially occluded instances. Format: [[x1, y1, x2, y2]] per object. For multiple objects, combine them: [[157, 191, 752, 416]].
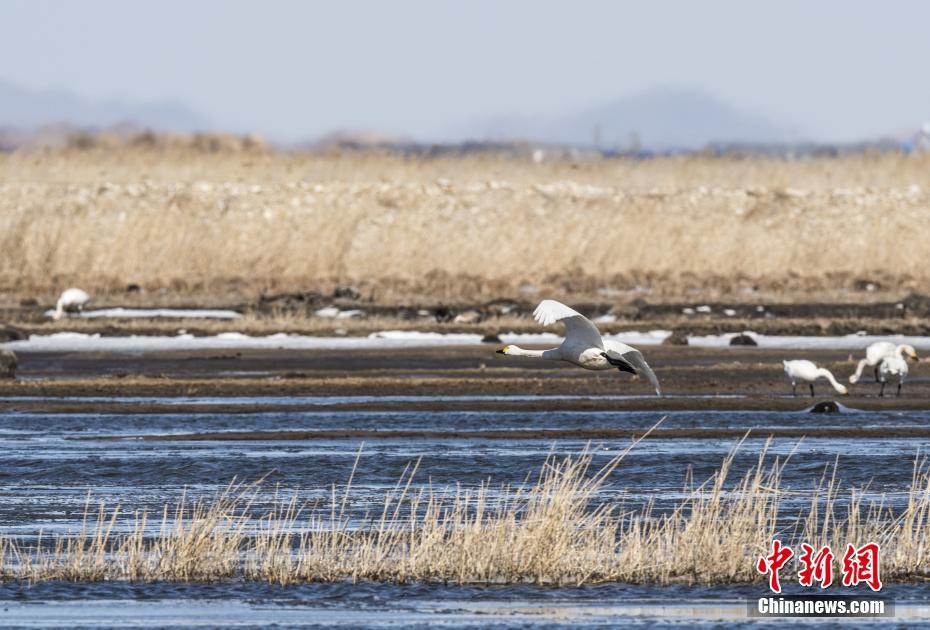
[[1, 0, 928, 142]]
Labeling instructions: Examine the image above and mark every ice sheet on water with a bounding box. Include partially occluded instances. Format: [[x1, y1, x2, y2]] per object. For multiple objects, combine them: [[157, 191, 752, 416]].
[[0, 329, 670, 353], [42, 307, 242, 319], [687, 331, 930, 350], [5, 328, 928, 353]]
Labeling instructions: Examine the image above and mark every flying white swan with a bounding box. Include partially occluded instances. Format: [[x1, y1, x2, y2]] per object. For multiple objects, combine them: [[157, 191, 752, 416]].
[[496, 299, 661, 395], [52, 288, 90, 320], [849, 342, 919, 384], [878, 346, 911, 397], [783, 360, 848, 397]]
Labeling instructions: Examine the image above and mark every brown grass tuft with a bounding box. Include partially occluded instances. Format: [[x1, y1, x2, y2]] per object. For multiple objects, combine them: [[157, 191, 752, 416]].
[[3, 438, 930, 585]]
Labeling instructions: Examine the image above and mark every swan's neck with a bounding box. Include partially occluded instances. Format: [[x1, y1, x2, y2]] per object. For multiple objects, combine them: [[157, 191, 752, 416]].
[[817, 368, 846, 393], [53, 300, 64, 320], [506, 346, 560, 360], [851, 358, 869, 381]]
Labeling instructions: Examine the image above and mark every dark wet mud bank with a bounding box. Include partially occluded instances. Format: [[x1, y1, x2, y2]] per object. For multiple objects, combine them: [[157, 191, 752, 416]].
[[2, 346, 930, 411], [6, 397, 926, 415], [103, 425, 930, 442]]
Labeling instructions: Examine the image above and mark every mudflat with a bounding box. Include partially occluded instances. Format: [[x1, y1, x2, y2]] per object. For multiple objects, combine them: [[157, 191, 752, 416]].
[[1, 345, 925, 413]]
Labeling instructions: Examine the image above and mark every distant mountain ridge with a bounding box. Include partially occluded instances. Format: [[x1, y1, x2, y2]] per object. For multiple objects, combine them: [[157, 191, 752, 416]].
[[0, 78, 208, 132], [0, 78, 802, 150], [453, 87, 801, 150]]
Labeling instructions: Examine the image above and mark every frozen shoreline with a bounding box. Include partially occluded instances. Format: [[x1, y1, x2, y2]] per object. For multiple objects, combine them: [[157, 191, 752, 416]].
[[4, 328, 930, 353], [0, 330, 662, 353], [42, 307, 242, 320]]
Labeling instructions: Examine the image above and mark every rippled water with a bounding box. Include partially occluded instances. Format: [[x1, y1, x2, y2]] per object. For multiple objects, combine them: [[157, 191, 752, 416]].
[[1, 580, 926, 627], [2, 396, 929, 626]]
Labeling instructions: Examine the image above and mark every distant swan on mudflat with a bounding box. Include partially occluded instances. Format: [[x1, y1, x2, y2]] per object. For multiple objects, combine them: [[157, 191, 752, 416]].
[[52, 288, 90, 320], [849, 342, 918, 384], [783, 359, 848, 397]]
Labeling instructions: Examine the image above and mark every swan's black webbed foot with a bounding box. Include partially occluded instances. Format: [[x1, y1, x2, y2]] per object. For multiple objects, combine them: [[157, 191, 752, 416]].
[[601, 352, 637, 375]]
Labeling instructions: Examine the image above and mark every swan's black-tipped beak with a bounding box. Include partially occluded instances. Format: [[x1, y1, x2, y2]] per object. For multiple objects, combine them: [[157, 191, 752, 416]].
[[495, 349, 505, 354]]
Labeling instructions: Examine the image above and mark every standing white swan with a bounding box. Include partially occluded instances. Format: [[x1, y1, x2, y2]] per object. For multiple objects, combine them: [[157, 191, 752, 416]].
[[52, 288, 90, 320], [878, 346, 911, 397], [496, 299, 661, 395], [849, 342, 919, 384], [783, 360, 848, 397]]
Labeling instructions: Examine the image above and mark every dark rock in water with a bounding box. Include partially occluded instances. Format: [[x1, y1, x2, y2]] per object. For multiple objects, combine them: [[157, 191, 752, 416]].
[[433, 305, 455, 323], [0, 326, 26, 342], [19, 298, 38, 307], [810, 401, 840, 414], [663, 330, 689, 346], [0, 349, 16, 378], [126, 283, 142, 293], [729, 334, 757, 346], [481, 334, 502, 344], [333, 285, 361, 300]]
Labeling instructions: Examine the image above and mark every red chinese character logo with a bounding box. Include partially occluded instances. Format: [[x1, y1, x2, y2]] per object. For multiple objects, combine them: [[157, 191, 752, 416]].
[[797, 543, 834, 588], [841, 543, 882, 591], [757, 539, 794, 593]]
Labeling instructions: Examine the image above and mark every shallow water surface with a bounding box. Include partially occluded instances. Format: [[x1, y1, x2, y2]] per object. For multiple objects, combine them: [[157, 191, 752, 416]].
[[2, 396, 929, 626]]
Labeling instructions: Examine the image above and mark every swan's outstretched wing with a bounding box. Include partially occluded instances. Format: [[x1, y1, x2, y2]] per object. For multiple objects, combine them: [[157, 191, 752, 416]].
[[603, 339, 662, 396], [533, 300, 603, 349]]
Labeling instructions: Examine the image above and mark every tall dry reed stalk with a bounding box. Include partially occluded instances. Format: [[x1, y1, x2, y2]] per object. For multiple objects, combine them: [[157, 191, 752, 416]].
[[2, 438, 930, 586], [3, 148, 930, 299]]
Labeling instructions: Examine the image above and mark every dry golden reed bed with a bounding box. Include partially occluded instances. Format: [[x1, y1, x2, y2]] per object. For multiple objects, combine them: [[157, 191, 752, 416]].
[[2, 439, 930, 586], [2, 140, 930, 303]]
